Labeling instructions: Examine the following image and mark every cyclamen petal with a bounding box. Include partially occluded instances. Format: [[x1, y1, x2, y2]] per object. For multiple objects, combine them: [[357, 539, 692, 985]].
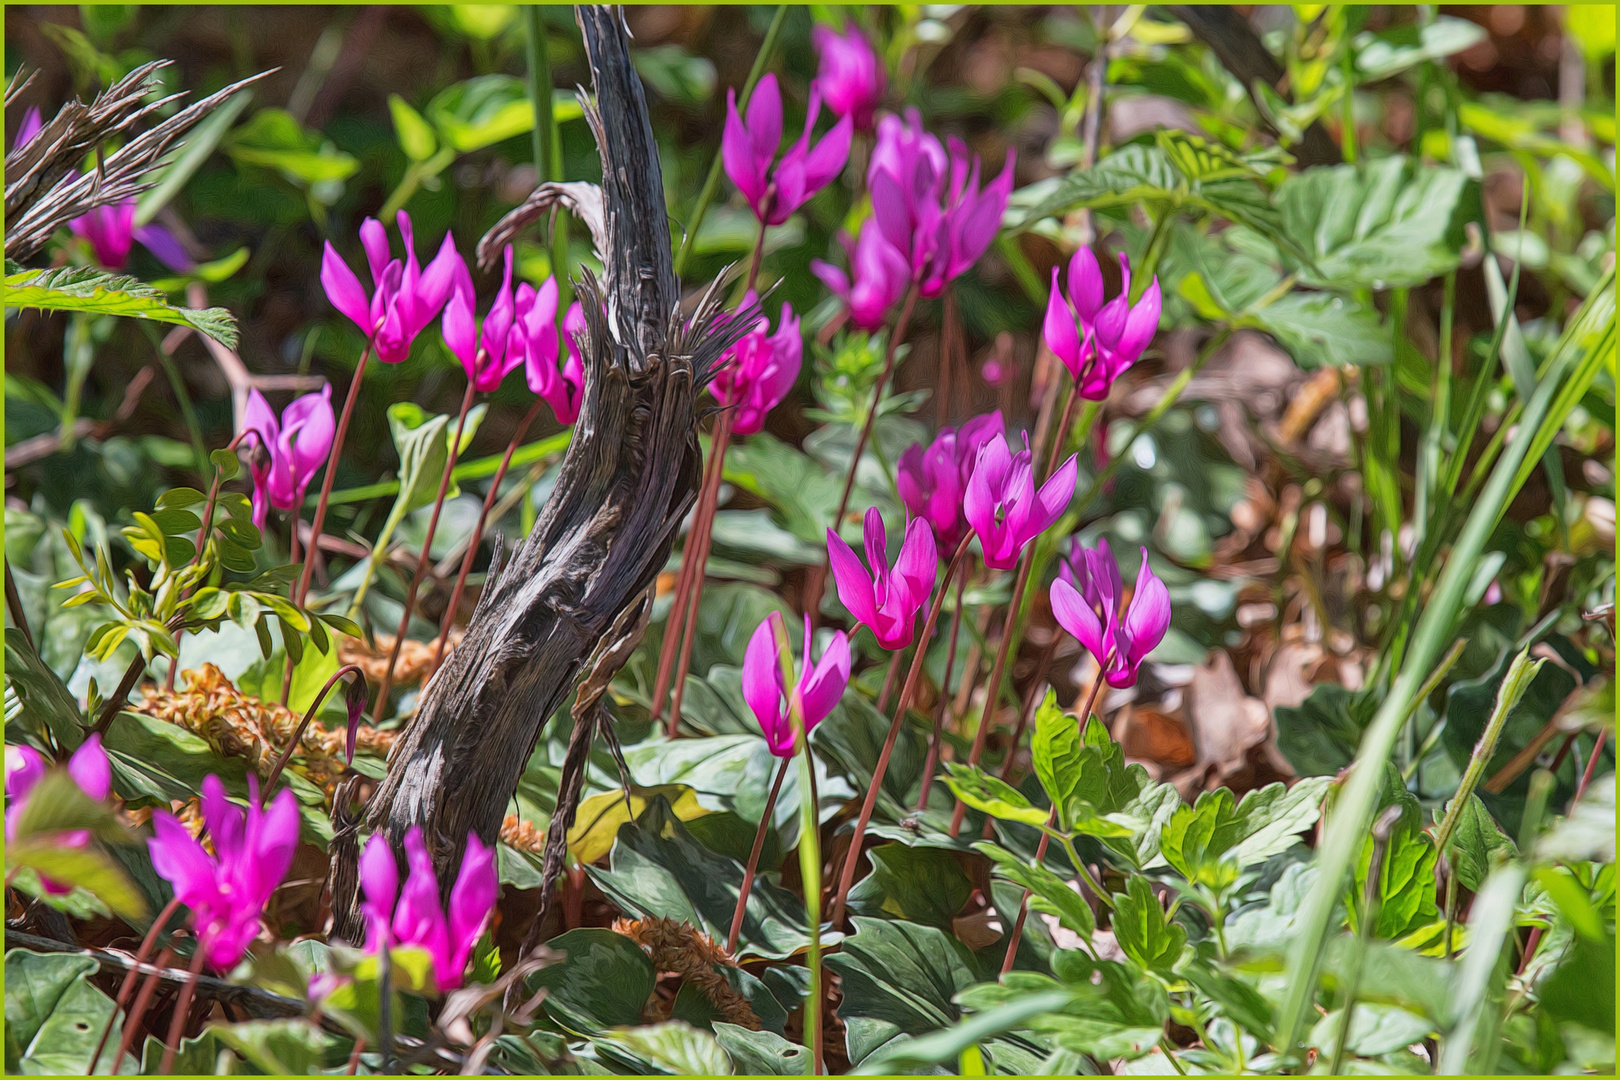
[[66, 735, 111, 802], [965, 434, 1073, 570], [1051, 539, 1171, 689], [445, 833, 497, 988], [812, 24, 884, 129], [742, 613, 849, 757], [724, 73, 848, 226], [1043, 245, 1159, 399]]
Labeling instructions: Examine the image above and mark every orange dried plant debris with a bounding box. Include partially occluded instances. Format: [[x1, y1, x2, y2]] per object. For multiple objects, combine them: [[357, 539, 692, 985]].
[[136, 664, 395, 794], [612, 916, 759, 1029], [339, 632, 458, 686], [500, 814, 546, 853]]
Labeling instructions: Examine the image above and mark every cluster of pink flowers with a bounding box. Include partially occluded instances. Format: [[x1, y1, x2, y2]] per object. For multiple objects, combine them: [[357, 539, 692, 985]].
[[6, 737, 112, 895], [318, 211, 584, 420], [359, 827, 497, 991]]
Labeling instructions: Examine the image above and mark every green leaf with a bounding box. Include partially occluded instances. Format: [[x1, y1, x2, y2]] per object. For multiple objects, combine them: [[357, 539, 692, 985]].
[[585, 796, 827, 961], [4, 949, 134, 1075], [1538, 930, 1616, 1036], [1349, 768, 1440, 940], [5, 771, 132, 848], [426, 75, 536, 153], [850, 988, 1076, 1075], [1277, 156, 1478, 290], [721, 433, 844, 547], [846, 842, 972, 930], [388, 93, 439, 161], [6, 843, 147, 921], [385, 401, 485, 515], [209, 1019, 331, 1076], [595, 1021, 733, 1076], [5, 627, 88, 748], [1180, 961, 1274, 1041], [713, 1023, 809, 1075], [524, 928, 655, 1031], [1309, 1002, 1436, 1060], [1111, 875, 1185, 975], [4, 265, 237, 347], [226, 108, 360, 187], [823, 918, 985, 1066], [1440, 793, 1517, 892], [1159, 779, 1331, 887], [1275, 683, 1377, 777], [1354, 17, 1488, 80], [1031, 689, 1084, 822], [139, 1031, 224, 1076], [975, 841, 1095, 939], [941, 763, 1051, 827], [1244, 291, 1393, 368]]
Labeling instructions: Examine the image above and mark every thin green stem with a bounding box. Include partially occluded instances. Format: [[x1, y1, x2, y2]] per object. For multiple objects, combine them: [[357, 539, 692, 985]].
[[1432, 650, 1540, 856], [673, 5, 788, 278]]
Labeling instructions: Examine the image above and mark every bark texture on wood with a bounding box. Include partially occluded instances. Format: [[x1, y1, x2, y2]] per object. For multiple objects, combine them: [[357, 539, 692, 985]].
[[328, 4, 750, 940]]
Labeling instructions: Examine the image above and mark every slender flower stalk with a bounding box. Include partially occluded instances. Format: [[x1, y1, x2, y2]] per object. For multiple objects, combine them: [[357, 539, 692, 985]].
[[660, 289, 799, 731], [831, 532, 974, 924], [917, 562, 968, 809], [999, 672, 1106, 974], [430, 397, 546, 676], [728, 756, 790, 954], [111, 946, 174, 1075], [764, 614, 829, 1076], [665, 413, 735, 736], [652, 418, 729, 726], [948, 434, 1078, 836], [89, 896, 183, 1074], [159, 947, 209, 1074], [263, 664, 367, 793], [805, 283, 918, 623], [373, 380, 477, 722]]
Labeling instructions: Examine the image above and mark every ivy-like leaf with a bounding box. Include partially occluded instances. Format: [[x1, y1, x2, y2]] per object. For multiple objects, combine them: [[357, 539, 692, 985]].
[[941, 763, 1051, 827], [1111, 875, 1185, 975], [976, 841, 1095, 939], [4, 265, 237, 347]]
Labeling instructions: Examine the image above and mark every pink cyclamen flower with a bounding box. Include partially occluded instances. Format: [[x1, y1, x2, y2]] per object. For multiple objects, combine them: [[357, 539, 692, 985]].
[[710, 291, 802, 435], [1051, 538, 1170, 689], [67, 198, 194, 273], [322, 210, 460, 364], [964, 432, 1078, 571], [1043, 247, 1161, 399], [723, 73, 853, 227], [359, 826, 497, 991], [742, 612, 851, 757], [516, 278, 586, 426], [868, 108, 1015, 298], [828, 507, 938, 650], [239, 386, 336, 530], [897, 410, 1003, 550], [147, 774, 299, 971], [811, 217, 911, 331], [812, 24, 884, 130], [6, 737, 112, 894], [443, 245, 527, 393]]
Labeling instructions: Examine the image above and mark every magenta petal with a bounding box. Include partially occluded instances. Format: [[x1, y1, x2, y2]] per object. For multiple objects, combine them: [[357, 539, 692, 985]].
[[742, 617, 791, 755], [1051, 578, 1109, 672], [745, 74, 784, 170], [134, 224, 194, 272], [241, 387, 279, 451], [894, 518, 938, 610], [321, 243, 374, 334], [1067, 246, 1105, 322], [963, 433, 1011, 545], [1043, 268, 1082, 378], [359, 833, 399, 951], [798, 630, 851, 729], [393, 828, 451, 973], [416, 231, 463, 325], [442, 278, 479, 372], [282, 386, 335, 486], [147, 811, 219, 909], [5, 745, 46, 802], [722, 89, 765, 208], [253, 787, 302, 900], [360, 218, 391, 286], [445, 832, 497, 987], [66, 735, 111, 802], [810, 259, 850, 300], [827, 528, 880, 637], [1031, 453, 1078, 535], [1114, 279, 1161, 366], [802, 112, 853, 196], [868, 169, 913, 255], [1121, 548, 1171, 671]]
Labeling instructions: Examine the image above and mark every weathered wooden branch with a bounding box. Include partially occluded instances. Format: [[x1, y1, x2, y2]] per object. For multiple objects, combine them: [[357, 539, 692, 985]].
[[327, 4, 752, 941]]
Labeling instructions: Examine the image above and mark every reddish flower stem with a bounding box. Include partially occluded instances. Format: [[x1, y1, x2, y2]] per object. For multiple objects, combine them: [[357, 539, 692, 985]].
[[830, 533, 974, 925], [917, 562, 967, 811], [90, 897, 183, 1073], [372, 380, 477, 723], [665, 413, 734, 736], [805, 284, 919, 627], [159, 946, 209, 1074], [728, 755, 791, 954], [949, 552, 1035, 836], [1575, 729, 1609, 805], [430, 397, 546, 678], [651, 417, 728, 726], [1000, 672, 1105, 973], [284, 346, 371, 706], [999, 633, 1063, 784], [264, 664, 365, 794], [876, 649, 903, 714], [111, 945, 174, 1073]]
